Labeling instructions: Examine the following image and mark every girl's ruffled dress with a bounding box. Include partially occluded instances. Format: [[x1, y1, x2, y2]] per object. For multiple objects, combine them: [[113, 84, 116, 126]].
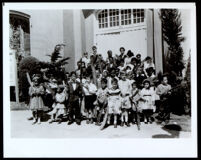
[[138, 87, 156, 112], [29, 85, 45, 111], [107, 88, 122, 114], [48, 91, 67, 117]]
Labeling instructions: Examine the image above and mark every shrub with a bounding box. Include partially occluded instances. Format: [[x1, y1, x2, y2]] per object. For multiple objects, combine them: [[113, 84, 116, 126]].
[[18, 56, 41, 103]]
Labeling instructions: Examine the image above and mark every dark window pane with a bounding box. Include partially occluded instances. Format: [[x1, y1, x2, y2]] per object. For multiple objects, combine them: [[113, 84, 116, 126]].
[[137, 18, 140, 23], [133, 13, 136, 17], [133, 9, 136, 13], [121, 21, 124, 25], [137, 9, 140, 12], [141, 11, 144, 17], [141, 18, 144, 22], [129, 20, 131, 24], [134, 19, 136, 23]]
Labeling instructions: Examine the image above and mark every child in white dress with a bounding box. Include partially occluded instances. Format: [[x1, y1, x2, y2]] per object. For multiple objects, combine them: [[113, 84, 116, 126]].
[[118, 71, 132, 127], [107, 78, 122, 128], [29, 75, 45, 125], [138, 79, 156, 124]]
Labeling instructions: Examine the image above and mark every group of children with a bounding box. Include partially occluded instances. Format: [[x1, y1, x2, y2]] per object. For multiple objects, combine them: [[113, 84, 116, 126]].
[[28, 46, 172, 128]]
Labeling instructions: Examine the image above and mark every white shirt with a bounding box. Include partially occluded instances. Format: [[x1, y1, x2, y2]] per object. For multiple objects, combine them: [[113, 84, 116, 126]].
[[72, 83, 77, 90], [118, 79, 131, 96], [82, 57, 90, 67], [83, 82, 97, 96]]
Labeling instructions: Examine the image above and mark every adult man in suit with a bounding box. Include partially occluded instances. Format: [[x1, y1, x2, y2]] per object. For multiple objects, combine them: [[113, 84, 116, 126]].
[[67, 71, 83, 125]]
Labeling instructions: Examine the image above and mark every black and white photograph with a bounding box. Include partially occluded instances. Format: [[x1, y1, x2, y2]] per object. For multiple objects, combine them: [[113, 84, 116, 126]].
[[3, 2, 197, 158]]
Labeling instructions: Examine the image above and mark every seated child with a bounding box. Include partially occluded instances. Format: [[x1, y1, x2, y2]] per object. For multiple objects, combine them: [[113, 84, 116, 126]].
[[48, 85, 67, 124], [94, 78, 108, 126], [155, 75, 172, 123], [107, 78, 122, 128]]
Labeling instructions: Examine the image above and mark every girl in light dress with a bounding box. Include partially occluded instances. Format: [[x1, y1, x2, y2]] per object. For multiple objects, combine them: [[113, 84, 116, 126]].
[[29, 75, 45, 125], [118, 71, 132, 127], [138, 79, 156, 124], [107, 78, 122, 128]]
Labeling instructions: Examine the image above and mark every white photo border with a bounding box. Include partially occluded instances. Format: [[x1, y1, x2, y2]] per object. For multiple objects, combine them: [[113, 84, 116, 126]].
[[3, 2, 197, 158]]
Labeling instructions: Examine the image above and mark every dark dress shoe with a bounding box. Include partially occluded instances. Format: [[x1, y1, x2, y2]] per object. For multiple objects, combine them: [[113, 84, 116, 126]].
[[125, 122, 130, 127], [68, 121, 74, 125], [76, 121, 81, 125]]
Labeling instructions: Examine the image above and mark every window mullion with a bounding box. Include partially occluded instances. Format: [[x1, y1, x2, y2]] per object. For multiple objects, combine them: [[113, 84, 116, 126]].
[[119, 9, 121, 27], [131, 9, 134, 25], [108, 9, 110, 28]]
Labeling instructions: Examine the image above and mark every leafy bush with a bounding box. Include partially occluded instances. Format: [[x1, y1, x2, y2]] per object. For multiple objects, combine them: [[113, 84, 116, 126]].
[[18, 56, 41, 103]]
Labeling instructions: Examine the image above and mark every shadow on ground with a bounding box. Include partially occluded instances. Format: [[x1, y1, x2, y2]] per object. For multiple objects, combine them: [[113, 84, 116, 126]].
[[152, 124, 182, 138]]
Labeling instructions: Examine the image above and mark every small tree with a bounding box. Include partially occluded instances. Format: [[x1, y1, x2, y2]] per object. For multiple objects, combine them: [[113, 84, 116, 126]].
[[43, 44, 70, 82], [184, 55, 191, 115], [159, 9, 185, 76]]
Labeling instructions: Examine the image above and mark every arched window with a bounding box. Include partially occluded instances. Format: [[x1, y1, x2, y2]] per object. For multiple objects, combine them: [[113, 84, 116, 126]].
[[97, 9, 145, 29], [9, 10, 31, 58]]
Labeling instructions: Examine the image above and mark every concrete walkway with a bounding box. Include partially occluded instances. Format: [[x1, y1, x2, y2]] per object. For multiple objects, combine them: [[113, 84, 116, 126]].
[[10, 110, 191, 138]]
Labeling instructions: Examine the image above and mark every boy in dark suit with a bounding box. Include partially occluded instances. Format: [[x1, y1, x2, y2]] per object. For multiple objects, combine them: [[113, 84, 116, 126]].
[[67, 72, 83, 125]]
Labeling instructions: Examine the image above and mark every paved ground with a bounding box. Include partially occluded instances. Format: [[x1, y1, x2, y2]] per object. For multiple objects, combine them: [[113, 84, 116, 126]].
[[10, 110, 191, 138]]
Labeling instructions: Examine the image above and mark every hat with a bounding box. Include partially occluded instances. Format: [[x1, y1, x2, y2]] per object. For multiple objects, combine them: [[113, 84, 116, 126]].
[[32, 73, 40, 80], [52, 79, 57, 82], [142, 79, 151, 85], [33, 76, 40, 81]]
